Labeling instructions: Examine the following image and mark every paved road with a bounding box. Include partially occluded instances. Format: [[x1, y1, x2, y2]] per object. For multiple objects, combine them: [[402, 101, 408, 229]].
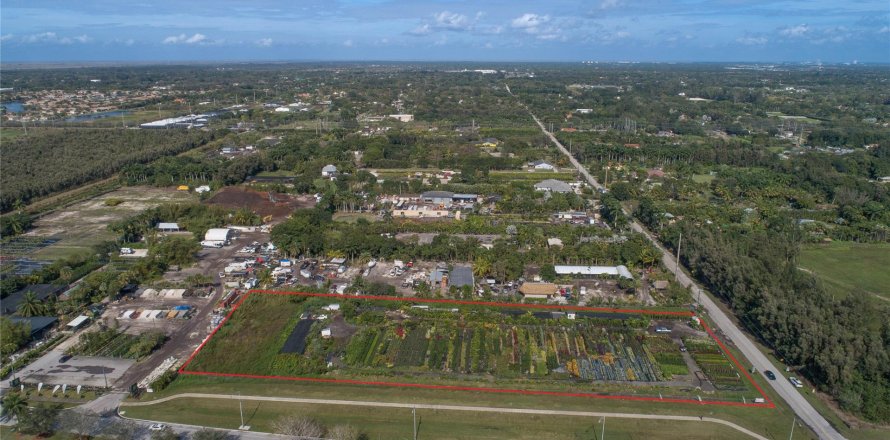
[[123, 392, 768, 440], [523, 105, 845, 440]]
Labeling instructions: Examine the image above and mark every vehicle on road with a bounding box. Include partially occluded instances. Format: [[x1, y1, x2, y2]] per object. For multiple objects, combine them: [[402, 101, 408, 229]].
[[149, 424, 167, 431], [59, 354, 71, 363], [789, 376, 804, 388], [764, 370, 776, 380]]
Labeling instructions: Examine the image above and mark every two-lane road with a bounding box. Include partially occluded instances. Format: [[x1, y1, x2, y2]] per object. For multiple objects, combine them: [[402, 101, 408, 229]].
[[525, 106, 845, 440]]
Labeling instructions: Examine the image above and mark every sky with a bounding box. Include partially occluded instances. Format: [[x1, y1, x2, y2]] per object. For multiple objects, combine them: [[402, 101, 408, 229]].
[[1, 0, 888, 63]]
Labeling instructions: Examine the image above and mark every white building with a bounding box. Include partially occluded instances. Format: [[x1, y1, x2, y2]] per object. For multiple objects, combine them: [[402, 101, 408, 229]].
[[554, 265, 633, 280], [204, 228, 232, 245], [388, 114, 414, 122], [322, 164, 338, 178], [531, 160, 557, 171]]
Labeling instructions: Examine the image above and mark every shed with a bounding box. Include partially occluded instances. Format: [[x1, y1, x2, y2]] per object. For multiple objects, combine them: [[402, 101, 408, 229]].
[[519, 282, 558, 299], [547, 238, 564, 247], [157, 222, 181, 232], [653, 280, 669, 290], [67, 315, 90, 330]]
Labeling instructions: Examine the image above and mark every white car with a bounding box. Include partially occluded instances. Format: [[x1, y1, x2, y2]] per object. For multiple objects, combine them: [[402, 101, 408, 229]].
[[789, 377, 804, 388], [148, 424, 167, 431]]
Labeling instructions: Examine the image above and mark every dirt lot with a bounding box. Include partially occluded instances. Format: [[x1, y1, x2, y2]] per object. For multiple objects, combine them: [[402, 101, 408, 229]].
[[23, 186, 196, 261], [110, 230, 271, 389], [205, 186, 315, 221]]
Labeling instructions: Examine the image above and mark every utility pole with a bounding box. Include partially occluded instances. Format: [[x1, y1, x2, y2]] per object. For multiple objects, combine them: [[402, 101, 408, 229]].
[[788, 416, 796, 440], [412, 406, 417, 440], [600, 416, 606, 440]]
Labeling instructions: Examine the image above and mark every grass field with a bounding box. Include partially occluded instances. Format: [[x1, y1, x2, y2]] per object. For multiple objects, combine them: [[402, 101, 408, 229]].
[[129, 374, 812, 439], [691, 174, 716, 184], [123, 397, 758, 440], [799, 242, 890, 301]]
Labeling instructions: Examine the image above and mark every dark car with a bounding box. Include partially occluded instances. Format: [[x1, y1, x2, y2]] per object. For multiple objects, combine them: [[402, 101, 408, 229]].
[[764, 370, 776, 380], [59, 354, 72, 363]]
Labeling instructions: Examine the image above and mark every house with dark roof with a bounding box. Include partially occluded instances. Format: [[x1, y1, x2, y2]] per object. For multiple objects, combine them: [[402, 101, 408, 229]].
[[429, 265, 474, 289], [421, 191, 455, 205], [2, 284, 65, 316], [9, 316, 58, 339]]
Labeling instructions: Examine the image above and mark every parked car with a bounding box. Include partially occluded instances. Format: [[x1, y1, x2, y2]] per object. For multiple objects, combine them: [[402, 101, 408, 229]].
[[59, 354, 72, 363], [764, 370, 776, 380], [149, 424, 167, 431], [789, 376, 803, 388]]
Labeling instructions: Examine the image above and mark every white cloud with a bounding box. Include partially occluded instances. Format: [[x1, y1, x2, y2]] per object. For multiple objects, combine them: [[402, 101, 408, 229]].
[[511, 13, 550, 31], [779, 24, 809, 37], [409, 24, 432, 36], [1, 34, 14, 42], [434, 11, 470, 30], [600, 0, 620, 9], [20, 32, 91, 44], [162, 33, 208, 45], [256, 38, 273, 47], [737, 36, 768, 45], [878, 26, 890, 34], [343, 39, 354, 47]]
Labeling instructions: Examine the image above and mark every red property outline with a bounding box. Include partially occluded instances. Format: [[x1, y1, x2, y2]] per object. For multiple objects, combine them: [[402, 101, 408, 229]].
[[179, 290, 774, 408]]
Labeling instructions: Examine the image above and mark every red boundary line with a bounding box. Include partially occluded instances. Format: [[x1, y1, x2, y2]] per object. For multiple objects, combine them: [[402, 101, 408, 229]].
[[179, 290, 773, 408]]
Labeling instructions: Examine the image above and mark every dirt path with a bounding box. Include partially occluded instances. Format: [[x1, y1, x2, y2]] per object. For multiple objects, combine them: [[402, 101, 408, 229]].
[[122, 392, 769, 440]]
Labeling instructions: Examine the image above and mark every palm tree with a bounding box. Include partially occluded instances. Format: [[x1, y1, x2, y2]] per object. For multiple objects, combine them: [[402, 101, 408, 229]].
[[639, 247, 659, 272], [58, 266, 74, 284], [257, 268, 274, 289], [1, 392, 28, 420], [473, 256, 492, 278], [16, 292, 44, 317]]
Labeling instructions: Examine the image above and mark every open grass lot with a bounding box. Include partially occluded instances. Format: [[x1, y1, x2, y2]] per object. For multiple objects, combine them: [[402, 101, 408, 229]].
[[691, 174, 716, 184], [124, 397, 758, 440], [184, 292, 755, 402], [799, 242, 890, 301], [130, 375, 812, 439], [22, 186, 196, 261], [333, 212, 379, 223]]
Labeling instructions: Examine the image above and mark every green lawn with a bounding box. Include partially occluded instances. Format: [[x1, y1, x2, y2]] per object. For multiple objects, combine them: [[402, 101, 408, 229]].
[[799, 242, 890, 301], [129, 375, 813, 439], [691, 174, 716, 184], [123, 397, 757, 440]]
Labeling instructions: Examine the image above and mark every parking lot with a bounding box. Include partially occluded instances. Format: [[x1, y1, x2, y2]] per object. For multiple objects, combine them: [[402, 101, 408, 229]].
[[14, 348, 135, 388]]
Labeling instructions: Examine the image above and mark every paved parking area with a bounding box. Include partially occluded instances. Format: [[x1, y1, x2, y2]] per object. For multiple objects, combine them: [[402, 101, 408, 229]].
[[15, 348, 135, 388]]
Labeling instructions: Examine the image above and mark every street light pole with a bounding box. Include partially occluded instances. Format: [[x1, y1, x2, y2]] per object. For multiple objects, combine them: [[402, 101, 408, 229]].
[[239, 391, 245, 428], [788, 416, 796, 440], [412, 406, 417, 440], [600, 416, 606, 440], [674, 232, 682, 282]]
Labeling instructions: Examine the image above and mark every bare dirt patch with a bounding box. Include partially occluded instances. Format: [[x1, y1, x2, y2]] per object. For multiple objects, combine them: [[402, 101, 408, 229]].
[[205, 187, 316, 221]]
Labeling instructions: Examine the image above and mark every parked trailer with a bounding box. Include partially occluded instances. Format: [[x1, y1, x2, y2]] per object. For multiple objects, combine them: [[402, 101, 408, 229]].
[[166, 310, 179, 319]]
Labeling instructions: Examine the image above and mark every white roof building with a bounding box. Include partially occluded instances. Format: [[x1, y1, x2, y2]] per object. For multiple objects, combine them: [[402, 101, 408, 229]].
[[204, 228, 232, 242], [322, 164, 338, 177], [554, 265, 633, 279], [157, 222, 180, 231], [534, 179, 573, 193]]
